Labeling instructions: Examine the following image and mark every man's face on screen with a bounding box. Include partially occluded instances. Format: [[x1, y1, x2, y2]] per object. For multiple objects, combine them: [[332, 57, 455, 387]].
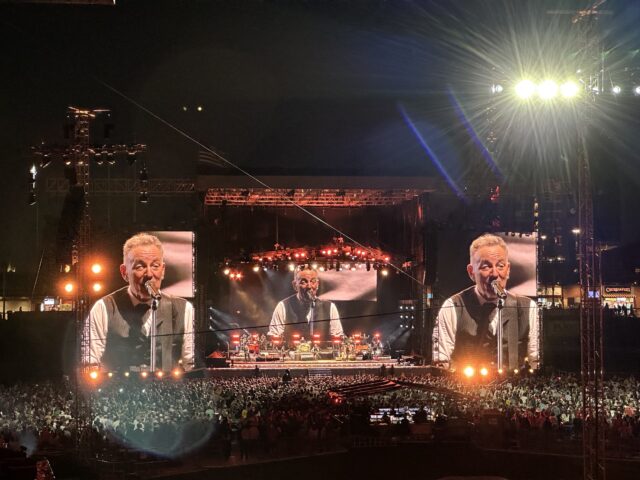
[[467, 245, 510, 301], [120, 244, 165, 302], [293, 269, 319, 303]]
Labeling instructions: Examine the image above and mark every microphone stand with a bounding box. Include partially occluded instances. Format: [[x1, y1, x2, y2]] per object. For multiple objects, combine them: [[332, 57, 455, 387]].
[[496, 297, 504, 371], [149, 297, 159, 372]]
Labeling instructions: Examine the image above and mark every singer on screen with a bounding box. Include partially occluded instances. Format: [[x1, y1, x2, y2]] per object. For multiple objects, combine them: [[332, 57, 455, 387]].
[[432, 233, 538, 370], [83, 233, 194, 371], [267, 268, 344, 339]]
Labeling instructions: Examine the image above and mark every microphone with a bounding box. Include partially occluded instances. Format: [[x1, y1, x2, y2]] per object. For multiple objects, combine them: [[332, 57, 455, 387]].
[[306, 290, 317, 308], [491, 280, 507, 299], [144, 280, 162, 300]]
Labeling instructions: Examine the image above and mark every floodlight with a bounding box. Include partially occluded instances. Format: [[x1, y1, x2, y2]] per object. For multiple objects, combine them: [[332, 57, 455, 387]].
[[64, 282, 74, 294], [463, 366, 475, 378], [538, 80, 558, 100], [560, 81, 579, 98], [515, 80, 536, 99], [612, 85, 622, 95], [479, 367, 489, 377], [92, 282, 103, 293], [91, 263, 102, 274]]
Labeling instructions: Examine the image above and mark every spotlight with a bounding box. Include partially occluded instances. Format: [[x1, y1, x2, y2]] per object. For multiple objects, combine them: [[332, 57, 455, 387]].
[[634, 86, 640, 96], [380, 268, 389, 277], [223, 268, 230, 276], [538, 80, 558, 99], [92, 282, 103, 293], [91, 263, 102, 274], [64, 282, 74, 294], [560, 81, 579, 98], [252, 265, 260, 273], [89, 371, 99, 380], [463, 366, 475, 378], [612, 85, 622, 95], [107, 372, 113, 378], [288, 263, 296, 271], [172, 368, 182, 378], [515, 79, 536, 99], [156, 370, 164, 379], [124, 372, 130, 378], [479, 367, 489, 377], [140, 371, 149, 379]]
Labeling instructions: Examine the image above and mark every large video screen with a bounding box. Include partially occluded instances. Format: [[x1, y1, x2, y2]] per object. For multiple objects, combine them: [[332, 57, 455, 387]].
[[226, 268, 377, 333]]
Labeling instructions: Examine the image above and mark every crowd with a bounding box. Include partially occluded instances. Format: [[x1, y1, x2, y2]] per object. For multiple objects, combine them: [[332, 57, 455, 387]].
[[1, 371, 639, 461]]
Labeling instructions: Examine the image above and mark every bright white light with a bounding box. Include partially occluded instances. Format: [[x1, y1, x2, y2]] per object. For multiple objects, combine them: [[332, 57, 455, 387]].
[[538, 80, 558, 100], [612, 85, 622, 95], [515, 80, 536, 99], [560, 81, 579, 98], [491, 84, 504, 94], [463, 366, 475, 378], [288, 263, 295, 271], [634, 86, 640, 96]]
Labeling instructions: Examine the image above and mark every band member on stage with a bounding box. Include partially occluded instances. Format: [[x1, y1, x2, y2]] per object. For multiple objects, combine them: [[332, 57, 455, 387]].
[[268, 267, 344, 340], [83, 233, 195, 371], [432, 233, 539, 370]]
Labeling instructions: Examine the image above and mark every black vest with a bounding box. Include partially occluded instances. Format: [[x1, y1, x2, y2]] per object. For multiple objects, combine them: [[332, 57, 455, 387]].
[[281, 294, 332, 339], [450, 286, 532, 369], [101, 286, 187, 371]]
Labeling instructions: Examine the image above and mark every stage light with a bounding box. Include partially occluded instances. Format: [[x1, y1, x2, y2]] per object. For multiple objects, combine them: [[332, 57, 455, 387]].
[[572, 228, 581, 234], [223, 268, 230, 276], [124, 372, 130, 378], [634, 86, 640, 96], [612, 85, 622, 95], [91, 263, 102, 274], [311, 263, 318, 270], [538, 80, 558, 100], [92, 282, 103, 293], [64, 282, 74, 294], [252, 265, 260, 273], [172, 368, 182, 378], [89, 370, 99, 380], [140, 371, 149, 379], [381, 268, 389, 277], [288, 263, 295, 271], [498, 368, 504, 375], [107, 372, 113, 378], [560, 81, 579, 98], [463, 366, 475, 378], [513, 368, 519, 374], [529, 368, 534, 374], [156, 370, 164, 379], [479, 367, 489, 377], [515, 79, 536, 99]]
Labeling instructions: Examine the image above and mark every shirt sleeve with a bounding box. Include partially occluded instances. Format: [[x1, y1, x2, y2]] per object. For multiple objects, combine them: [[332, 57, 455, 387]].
[[86, 299, 108, 366], [181, 301, 195, 371], [432, 298, 457, 366], [329, 302, 344, 337], [268, 302, 286, 337], [527, 299, 540, 369]]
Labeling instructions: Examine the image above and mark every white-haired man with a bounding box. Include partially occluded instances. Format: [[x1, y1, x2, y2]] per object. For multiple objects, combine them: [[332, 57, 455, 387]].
[[432, 233, 538, 370], [84, 233, 194, 371], [268, 268, 344, 340]]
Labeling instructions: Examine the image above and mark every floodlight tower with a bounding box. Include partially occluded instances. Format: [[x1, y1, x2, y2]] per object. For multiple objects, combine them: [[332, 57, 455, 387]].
[[572, 3, 607, 480]]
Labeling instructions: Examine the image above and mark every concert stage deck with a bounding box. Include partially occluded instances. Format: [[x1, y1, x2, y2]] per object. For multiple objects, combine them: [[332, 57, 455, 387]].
[[195, 358, 437, 378]]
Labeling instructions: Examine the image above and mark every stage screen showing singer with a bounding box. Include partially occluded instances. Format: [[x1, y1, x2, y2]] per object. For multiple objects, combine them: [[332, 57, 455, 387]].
[[82, 231, 195, 372], [432, 233, 538, 371]]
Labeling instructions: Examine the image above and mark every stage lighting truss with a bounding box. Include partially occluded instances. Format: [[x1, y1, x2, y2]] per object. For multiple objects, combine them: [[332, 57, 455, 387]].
[[221, 239, 394, 276]]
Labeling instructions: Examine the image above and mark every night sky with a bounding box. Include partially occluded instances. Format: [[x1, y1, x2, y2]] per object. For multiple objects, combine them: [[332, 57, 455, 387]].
[[1, 0, 640, 283]]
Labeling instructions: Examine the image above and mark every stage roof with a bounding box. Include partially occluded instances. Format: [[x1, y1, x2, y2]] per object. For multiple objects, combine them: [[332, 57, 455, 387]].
[[197, 175, 443, 207]]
